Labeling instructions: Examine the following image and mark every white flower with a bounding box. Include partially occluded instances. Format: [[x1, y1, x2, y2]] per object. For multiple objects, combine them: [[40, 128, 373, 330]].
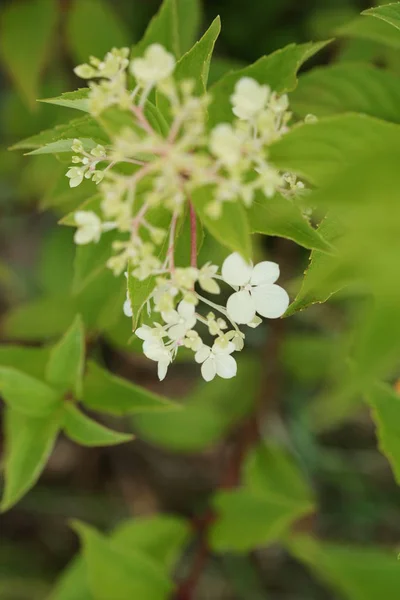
[[209, 123, 242, 167], [198, 263, 220, 294], [123, 295, 132, 317], [162, 300, 197, 341], [74, 211, 102, 245], [136, 325, 171, 381], [195, 341, 237, 382], [130, 44, 175, 85], [222, 252, 289, 324], [230, 77, 270, 121], [66, 167, 85, 188]]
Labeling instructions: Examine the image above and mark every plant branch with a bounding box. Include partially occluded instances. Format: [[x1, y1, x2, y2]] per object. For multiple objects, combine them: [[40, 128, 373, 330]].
[[189, 201, 197, 268]]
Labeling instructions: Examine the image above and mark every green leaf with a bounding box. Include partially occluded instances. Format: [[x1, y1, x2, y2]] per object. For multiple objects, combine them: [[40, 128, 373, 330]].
[[174, 16, 221, 94], [291, 63, 400, 124], [337, 15, 400, 50], [208, 41, 329, 128], [72, 230, 117, 293], [72, 521, 172, 600], [210, 443, 314, 552], [63, 403, 133, 447], [48, 557, 92, 600], [0, 367, 61, 416], [45, 316, 85, 398], [363, 4, 400, 33], [0, 345, 50, 379], [67, 0, 129, 64], [0, 0, 58, 108], [12, 115, 108, 151], [40, 89, 90, 113], [127, 271, 158, 330], [248, 192, 332, 252], [135, 358, 260, 452], [60, 194, 102, 226], [131, 0, 180, 60], [27, 138, 97, 155], [285, 216, 349, 316], [176, 0, 202, 54], [287, 535, 400, 600], [83, 361, 175, 415], [113, 515, 189, 571], [269, 114, 400, 187], [367, 381, 400, 484], [1, 408, 61, 511], [191, 185, 252, 260]]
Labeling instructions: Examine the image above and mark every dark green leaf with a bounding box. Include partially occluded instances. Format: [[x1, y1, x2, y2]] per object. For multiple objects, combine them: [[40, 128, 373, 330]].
[[0, 367, 61, 416], [45, 315, 85, 398], [363, 4, 400, 33], [337, 15, 400, 50], [127, 271, 158, 330], [131, 0, 180, 60], [1, 408, 61, 511], [63, 403, 133, 447], [176, 0, 202, 54]]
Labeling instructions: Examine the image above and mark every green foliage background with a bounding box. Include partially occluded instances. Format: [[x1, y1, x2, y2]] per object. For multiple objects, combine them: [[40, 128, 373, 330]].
[[1, 0, 400, 599]]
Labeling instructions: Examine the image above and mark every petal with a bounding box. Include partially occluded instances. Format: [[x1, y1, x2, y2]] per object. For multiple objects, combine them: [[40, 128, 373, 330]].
[[250, 261, 280, 286], [162, 310, 179, 324], [201, 358, 217, 382], [199, 277, 220, 295], [123, 298, 133, 317], [195, 345, 211, 364], [252, 284, 289, 319], [178, 300, 195, 319], [135, 325, 151, 340], [158, 360, 169, 381], [226, 290, 256, 325], [213, 341, 235, 355], [168, 323, 186, 340], [215, 354, 237, 379], [221, 252, 252, 287]]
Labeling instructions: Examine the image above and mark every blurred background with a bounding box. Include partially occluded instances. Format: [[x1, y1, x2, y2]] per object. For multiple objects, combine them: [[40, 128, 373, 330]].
[[1, 0, 400, 599]]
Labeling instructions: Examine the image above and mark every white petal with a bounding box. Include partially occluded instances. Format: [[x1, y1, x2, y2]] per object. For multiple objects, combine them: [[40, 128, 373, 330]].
[[158, 359, 169, 381], [213, 341, 235, 355], [215, 354, 237, 379], [178, 300, 195, 319], [221, 252, 253, 287], [123, 298, 133, 317], [226, 290, 256, 325], [162, 309, 179, 324], [195, 345, 211, 364], [250, 261, 280, 286], [252, 284, 289, 319], [135, 325, 151, 340], [201, 357, 217, 382], [168, 323, 186, 340]]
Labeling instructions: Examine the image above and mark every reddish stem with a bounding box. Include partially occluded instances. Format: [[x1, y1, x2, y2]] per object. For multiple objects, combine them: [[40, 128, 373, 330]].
[[189, 201, 197, 268], [131, 105, 155, 136]]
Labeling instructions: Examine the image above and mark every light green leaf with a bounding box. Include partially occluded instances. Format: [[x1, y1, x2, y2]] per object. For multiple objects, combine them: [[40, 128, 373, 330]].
[[0, 0, 58, 108], [40, 89, 90, 113], [83, 361, 175, 415], [291, 63, 400, 124], [0, 367, 61, 416], [210, 443, 314, 552], [63, 403, 133, 447], [1, 408, 61, 511], [367, 381, 400, 484], [174, 16, 221, 94], [287, 535, 400, 600], [48, 557, 92, 600], [59, 194, 102, 227], [135, 358, 260, 452], [0, 345, 50, 379], [191, 185, 252, 260], [73, 521, 172, 600], [131, 0, 180, 60], [113, 515, 190, 571], [285, 216, 349, 316], [248, 192, 332, 252], [11, 115, 108, 151], [66, 0, 129, 64], [45, 316, 85, 398], [363, 3, 400, 33], [208, 41, 329, 128], [127, 270, 158, 330], [72, 230, 117, 293], [269, 114, 400, 187], [337, 15, 400, 50], [27, 138, 97, 155]]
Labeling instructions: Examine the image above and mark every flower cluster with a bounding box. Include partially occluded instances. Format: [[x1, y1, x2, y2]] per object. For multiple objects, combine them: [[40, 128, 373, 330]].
[[126, 252, 289, 382], [68, 44, 297, 380]]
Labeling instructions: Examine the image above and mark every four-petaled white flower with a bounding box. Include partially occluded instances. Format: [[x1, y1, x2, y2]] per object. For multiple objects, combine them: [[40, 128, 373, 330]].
[[136, 324, 172, 381], [222, 252, 289, 324], [162, 300, 197, 340], [74, 211, 102, 245], [195, 341, 237, 382], [230, 77, 270, 121], [130, 44, 175, 85], [198, 263, 220, 294], [209, 123, 242, 167], [66, 167, 84, 188]]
